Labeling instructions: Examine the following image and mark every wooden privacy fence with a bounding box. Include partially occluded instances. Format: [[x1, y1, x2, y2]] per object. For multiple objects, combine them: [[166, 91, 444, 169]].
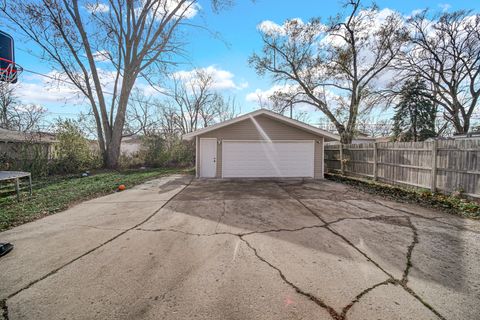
[[324, 139, 480, 198]]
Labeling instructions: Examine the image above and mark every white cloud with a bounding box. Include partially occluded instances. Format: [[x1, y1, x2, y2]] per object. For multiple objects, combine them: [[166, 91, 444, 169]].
[[13, 104, 46, 113], [135, 82, 168, 97], [409, 9, 425, 17], [439, 3, 451, 12], [151, 0, 200, 20], [258, 20, 287, 36], [16, 71, 84, 105], [246, 85, 287, 103], [85, 3, 109, 13], [174, 66, 247, 91], [86, 1, 199, 19], [93, 50, 110, 62], [171, 0, 200, 19], [245, 85, 321, 123], [322, 8, 400, 48], [257, 18, 321, 41]]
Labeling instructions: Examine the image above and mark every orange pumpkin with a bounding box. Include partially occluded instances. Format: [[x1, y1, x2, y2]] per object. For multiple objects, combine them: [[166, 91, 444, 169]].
[[118, 184, 126, 191]]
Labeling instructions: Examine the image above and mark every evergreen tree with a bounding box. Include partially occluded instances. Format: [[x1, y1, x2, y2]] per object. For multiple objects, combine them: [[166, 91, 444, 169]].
[[392, 77, 437, 142]]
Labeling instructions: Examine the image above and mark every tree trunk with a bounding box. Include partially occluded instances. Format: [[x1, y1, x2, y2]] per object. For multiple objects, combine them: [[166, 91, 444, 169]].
[[103, 77, 134, 169], [451, 112, 466, 135], [462, 116, 470, 134], [449, 101, 470, 135], [105, 137, 122, 168], [340, 130, 354, 144]]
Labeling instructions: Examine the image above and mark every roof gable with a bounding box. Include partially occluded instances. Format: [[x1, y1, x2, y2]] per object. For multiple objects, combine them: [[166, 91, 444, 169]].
[[182, 109, 339, 141]]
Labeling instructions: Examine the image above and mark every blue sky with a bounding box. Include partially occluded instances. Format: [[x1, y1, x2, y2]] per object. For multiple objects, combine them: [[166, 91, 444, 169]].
[[7, 0, 480, 127]]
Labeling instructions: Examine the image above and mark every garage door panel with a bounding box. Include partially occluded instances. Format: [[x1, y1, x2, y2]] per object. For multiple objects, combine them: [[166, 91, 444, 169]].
[[222, 141, 314, 178]]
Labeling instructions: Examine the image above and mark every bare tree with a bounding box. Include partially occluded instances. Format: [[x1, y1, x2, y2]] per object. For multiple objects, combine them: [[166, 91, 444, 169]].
[[124, 89, 162, 137], [1, 0, 232, 168], [125, 73, 239, 138], [397, 10, 480, 134], [169, 69, 239, 134], [0, 83, 45, 132], [12, 104, 46, 132], [213, 95, 241, 122], [158, 103, 181, 136], [249, 0, 407, 143], [249, 88, 311, 122], [356, 116, 393, 138], [0, 82, 16, 129]]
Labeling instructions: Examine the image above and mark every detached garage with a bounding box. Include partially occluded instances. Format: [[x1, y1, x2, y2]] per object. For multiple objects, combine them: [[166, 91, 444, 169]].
[[183, 109, 339, 179]]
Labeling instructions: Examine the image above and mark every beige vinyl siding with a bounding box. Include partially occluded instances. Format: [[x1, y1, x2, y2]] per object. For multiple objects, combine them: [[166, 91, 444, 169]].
[[198, 114, 325, 179]]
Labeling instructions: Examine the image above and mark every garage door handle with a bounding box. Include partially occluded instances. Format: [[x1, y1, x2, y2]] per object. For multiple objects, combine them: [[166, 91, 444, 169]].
[[213, 157, 216, 163]]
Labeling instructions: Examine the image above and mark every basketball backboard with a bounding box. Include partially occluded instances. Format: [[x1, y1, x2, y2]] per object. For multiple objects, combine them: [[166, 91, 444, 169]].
[[0, 30, 21, 83]]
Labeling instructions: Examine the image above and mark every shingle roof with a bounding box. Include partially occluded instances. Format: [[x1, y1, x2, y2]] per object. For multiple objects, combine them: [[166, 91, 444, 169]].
[[0, 128, 58, 143], [182, 109, 340, 141]]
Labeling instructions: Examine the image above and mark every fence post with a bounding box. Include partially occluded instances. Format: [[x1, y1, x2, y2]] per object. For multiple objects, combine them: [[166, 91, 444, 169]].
[[373, 142, 378, 180], [339, 144, 345, 175], [431, 140, 438, 192]]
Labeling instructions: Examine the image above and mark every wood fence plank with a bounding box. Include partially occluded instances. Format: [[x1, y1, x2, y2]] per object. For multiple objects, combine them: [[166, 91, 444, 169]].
[[324, 139, 480, 196]]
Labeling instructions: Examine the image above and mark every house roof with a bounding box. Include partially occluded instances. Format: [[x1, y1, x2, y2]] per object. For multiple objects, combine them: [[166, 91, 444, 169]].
[[182, 109, 340, 141], [0, 128, 58, 144]]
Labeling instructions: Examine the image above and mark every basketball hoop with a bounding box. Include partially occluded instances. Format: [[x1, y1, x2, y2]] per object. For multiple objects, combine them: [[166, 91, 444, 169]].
[[0, 57, 22, 84], [0, 30, 21, 84]]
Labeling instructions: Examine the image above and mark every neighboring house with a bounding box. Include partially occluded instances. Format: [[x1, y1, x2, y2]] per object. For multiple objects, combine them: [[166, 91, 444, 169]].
[[183, 109, 339, 179], [0, 128, 58, 162], [325, 132, 391, 145], [424, 132, 480, 142], [452, 132, 480, 140], [350, 132, 391, 144], [120, 135, 143, 156], [87, 135, 143, 157]]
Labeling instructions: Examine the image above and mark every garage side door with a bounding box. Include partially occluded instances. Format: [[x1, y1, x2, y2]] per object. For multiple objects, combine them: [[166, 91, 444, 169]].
[[222, 141, 314, 178]]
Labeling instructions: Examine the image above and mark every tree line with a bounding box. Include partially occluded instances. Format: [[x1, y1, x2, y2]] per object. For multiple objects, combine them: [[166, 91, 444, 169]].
[[1, 0, 240, 168], [249, 0, 480, 143]]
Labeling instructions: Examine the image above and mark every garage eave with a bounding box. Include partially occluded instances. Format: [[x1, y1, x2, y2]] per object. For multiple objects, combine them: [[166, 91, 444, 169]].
[[182, 109, 340, 142]]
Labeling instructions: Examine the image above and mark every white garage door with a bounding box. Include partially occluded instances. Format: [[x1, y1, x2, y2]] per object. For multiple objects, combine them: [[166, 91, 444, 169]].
[[222, 140, 314, 178]]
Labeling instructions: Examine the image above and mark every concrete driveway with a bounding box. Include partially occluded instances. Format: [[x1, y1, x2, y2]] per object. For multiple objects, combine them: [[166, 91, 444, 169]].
[[1, 175, 479, 320]]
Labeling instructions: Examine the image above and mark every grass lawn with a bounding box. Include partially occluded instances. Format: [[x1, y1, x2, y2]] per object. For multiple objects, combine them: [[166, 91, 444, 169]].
[[0, 168, 190, 231]]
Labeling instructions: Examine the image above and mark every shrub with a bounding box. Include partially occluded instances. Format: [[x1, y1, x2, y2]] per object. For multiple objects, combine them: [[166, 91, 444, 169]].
[[141, 135, 194, 168], [118, 151, 145, 169], [0, 142, 50, 176], [50, 119, 100, 174]]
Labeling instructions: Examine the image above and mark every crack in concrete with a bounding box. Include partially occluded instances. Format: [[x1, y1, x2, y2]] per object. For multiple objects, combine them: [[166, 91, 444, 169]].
[[275, 182, 446, 320], [1, 179, 193, 318], [137, 185, 448, 320], [402, 217, 419, 285], [241, 224, 326, 236], [3, 178, 458, 320], [322, 215, 413, 229], [139, 222, 346, 319], [371, 200, 480, 234], [84, 200, 168, 204], [75, 224, 128, 232], [342, 200, 398, 216], [239, 235, 343, 320], [341, 196, 477, 233], [340, 279, 394, 318], [134, 222, 429, 320], [0, 299, 8, 320], [136, 228, 224, 237], [137, 223, 327, 237], [133, 210, 442, 320]]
